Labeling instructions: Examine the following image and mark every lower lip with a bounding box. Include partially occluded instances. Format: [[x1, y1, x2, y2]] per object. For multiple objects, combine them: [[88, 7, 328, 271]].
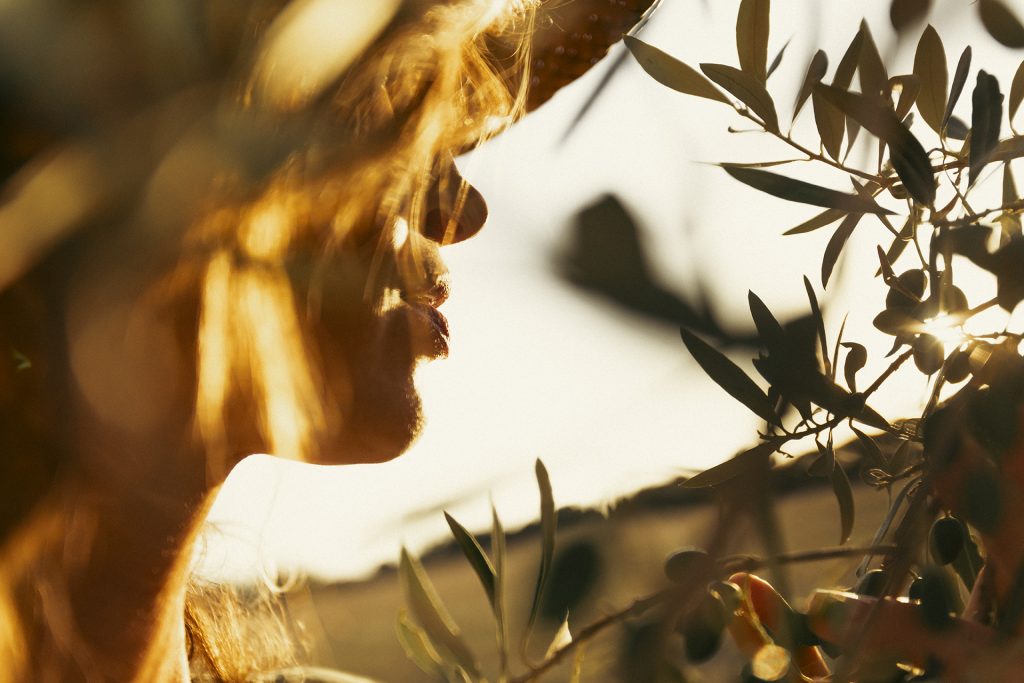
[[409, 303, 450, 358]]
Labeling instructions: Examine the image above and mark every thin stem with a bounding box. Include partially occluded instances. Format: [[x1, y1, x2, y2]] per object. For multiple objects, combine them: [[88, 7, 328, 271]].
[[509, 591, 668, 683], [737, 109, 879, 182], [719, 544, 899, 573], [863, 348, 915, 398]]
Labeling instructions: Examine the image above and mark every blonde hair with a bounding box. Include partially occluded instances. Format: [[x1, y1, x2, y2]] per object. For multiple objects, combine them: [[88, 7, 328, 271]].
[[0, 0, 538, 680]]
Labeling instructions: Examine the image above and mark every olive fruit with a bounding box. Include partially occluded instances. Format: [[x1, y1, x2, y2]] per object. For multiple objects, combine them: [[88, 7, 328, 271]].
[[929, 517, 965, 565], [681, 592, 727, 663], [855, 568, 889, 597], [945, 347, 972, 383], [914, 567, 957, 631], [663, 548, 713, 584], [913, 334, 944, 375], [885, 269, 927, 310]]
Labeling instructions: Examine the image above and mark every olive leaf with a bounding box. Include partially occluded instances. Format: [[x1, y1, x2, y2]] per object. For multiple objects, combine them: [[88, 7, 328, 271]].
[[978, 0, 1024, 49], [858, 21, 889, 100], [400, 548, 480, 678], [737, 0, 770, 82], [892, 75, 921, 121], [492, 505, 510, 674], [396, 610, 445, 679], [683, 441, 777, 488], [890, 0, 932, 32], [444, 512, 496, 608], [880, 215, 916, 276], [1002, 163, 1023, 244], [851, 425, 888, 470], [784, 207, 845, 235], [747, 290, 786, 353], [817, 85, 936, 206], [813, 88, 845, 161], [914, 25, 948, 134], [624, 37, 729, 104], [803, 275, 831, 377], [525, 459, 557, 643], [822, 213, 863, 287], [767, 37, 790, 80], [943, 46, 972, 133], [969, 70, 1004, 187], [700, 63, 780, 132], [808, 440, 836, 477], [680, 327, 773, 422], [1010, 60, 1024, 130], [834, 25, 864, 90], [794, 49, 828, 119], [841, 342, 867, 391], [831, 463, 856, 545], [722, 165, 893, 214]]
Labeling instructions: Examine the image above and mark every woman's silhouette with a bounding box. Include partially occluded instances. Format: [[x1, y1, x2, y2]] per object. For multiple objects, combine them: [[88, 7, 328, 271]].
[[0, 0, 653, 679]]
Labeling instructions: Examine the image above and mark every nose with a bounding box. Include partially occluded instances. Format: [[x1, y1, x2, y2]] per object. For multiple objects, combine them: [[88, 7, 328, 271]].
[[422, 158, 489, 245]]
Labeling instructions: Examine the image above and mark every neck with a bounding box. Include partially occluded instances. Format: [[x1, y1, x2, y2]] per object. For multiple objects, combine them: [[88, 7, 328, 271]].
[[15, 444, 218, 682]]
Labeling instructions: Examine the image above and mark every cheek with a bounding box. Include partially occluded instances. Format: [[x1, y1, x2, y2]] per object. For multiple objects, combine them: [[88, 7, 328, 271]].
[[306, 298, 424, 465]]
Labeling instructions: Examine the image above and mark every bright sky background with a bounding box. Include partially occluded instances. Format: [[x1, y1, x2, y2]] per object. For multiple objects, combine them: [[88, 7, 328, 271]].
[[196, 0, 1024, 582]]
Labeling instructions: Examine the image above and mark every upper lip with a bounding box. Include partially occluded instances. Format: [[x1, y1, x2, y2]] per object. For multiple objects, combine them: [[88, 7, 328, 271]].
[[402, 275, 450, 308]]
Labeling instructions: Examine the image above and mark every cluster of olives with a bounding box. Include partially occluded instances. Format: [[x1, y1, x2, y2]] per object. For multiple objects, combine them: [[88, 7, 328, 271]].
[[872, 269, 971, 378]]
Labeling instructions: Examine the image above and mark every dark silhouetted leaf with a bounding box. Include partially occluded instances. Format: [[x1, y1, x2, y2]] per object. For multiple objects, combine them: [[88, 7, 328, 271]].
[[851, 425, 888, 470], [891, 0, 932, 31], [491, 505, 509, 668], [539, 539, 602, 623], [914, 26, 948, 134], [969, 71, 1004, 186], [624, 37, 729, 103], [767, 37, 790, 79], [842, 342, 867, 391], [701, 63, 780, 131], [784, 207, 845, 235], [859, 21, 889, 99], [680, 327, 772, 421], [444, 512, 496, 608], [994, 135, 1024, 162], [817, 85, 936, 206], [400, 549, 480, 677], [526, 459, 557, 639], [748, 290, 786, 353], [892, 75, 922, 121], [979, 0, 1024, 48], [722, 164, 893, 214], [808, 440, 836, 477], [946, 115, 969, 140], [683, 441, 776, 488], [1002, 163, 1023, 244], [813, 88, 845, 161], [831, 463, 855, 545], [804, 276, 830, 377], [737, 0, 771, 82], [943, 47, 972, 132], [822, 213, 864, 287], [834, 26, 864, 90], [794, 49, 828, 119], [873, 307, 920, 335], [1011, 60, 1024, 128]]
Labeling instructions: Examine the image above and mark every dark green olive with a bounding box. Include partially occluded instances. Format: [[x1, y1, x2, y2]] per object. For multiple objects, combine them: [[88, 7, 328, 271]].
[[916, 566, 957, 631], [913, 334, 944, 375], [663, 548, 713, 584], [908, 575, 926, 602], [856, 568, 889, 597], [886, 269, 927, 309], [873, 308, 919, 336], [945, 347, 972, 383], [679, 591, 728, 663], [929, 517, 965, 565], [941, 285, 969, 314]]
